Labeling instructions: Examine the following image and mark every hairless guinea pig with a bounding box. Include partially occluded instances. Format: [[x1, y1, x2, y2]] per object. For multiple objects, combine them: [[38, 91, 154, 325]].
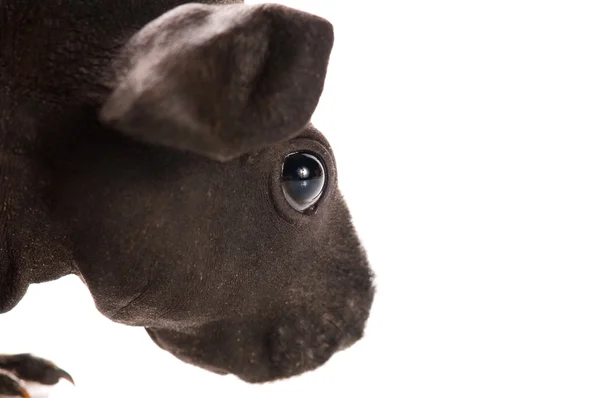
[[0, 0, 375, 392]]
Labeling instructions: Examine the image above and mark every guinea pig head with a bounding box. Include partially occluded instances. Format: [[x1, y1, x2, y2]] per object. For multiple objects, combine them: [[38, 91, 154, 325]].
[[53, 3, 375, 383]]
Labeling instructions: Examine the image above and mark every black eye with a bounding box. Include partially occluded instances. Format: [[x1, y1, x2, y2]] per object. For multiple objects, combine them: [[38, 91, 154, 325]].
[[281, 152, 326, 212]]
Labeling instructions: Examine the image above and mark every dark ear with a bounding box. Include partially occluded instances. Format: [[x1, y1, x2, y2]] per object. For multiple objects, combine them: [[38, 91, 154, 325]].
[[99, 3, 334, 161]]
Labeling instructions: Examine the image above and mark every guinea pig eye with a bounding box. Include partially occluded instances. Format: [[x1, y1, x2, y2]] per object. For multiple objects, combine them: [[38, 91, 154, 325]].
[[281, 152, 326, 212]]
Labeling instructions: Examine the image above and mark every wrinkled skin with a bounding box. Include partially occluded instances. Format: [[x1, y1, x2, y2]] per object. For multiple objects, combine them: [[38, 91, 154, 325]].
[[0, 0, 375, 384]]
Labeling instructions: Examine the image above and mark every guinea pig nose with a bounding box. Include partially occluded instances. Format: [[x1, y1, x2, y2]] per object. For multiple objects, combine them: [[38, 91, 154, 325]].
[[281, 152, 326, 212]]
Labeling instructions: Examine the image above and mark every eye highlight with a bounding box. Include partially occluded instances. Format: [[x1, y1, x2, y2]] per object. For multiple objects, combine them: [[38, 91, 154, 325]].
[[281, 152, 326, 212]]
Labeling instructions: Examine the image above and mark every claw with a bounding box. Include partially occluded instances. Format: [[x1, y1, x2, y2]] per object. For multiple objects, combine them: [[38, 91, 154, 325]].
[[0, 353, 74, 387], [18, 386, 32, 398], [56, 368, 75, 385], [0, 369, 31, 398]]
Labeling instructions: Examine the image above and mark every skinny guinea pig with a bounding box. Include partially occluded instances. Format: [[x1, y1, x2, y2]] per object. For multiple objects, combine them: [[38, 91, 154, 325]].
[[0, 0, 375, 388]]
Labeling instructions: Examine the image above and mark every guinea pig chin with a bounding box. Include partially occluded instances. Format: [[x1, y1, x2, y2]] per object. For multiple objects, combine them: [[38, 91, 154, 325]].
[[145, 300, 373, 383]]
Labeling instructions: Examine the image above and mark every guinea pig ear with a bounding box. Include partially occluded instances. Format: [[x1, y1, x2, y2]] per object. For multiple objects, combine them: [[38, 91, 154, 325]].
[[99, 3, 334, 161]]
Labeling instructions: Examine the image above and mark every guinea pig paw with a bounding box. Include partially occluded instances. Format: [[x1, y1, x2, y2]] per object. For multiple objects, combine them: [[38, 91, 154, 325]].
[[0, 369, 30, 398], [0, 354, 74, 397]]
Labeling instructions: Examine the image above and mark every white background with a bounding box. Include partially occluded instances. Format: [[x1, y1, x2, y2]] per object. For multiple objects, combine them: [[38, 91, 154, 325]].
[[1, 0, 600, 397]]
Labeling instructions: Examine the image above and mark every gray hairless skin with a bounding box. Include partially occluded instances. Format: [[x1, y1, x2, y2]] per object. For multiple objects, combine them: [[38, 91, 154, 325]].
[[0, 0, 375, 395]]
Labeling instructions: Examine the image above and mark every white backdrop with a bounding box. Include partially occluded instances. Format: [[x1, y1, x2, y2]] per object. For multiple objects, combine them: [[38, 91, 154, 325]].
[[1, 1, 599, 397]]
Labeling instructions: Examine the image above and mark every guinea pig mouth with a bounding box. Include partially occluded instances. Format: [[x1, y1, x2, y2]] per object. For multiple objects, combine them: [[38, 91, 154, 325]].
[[146, 328, 230, 376]]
